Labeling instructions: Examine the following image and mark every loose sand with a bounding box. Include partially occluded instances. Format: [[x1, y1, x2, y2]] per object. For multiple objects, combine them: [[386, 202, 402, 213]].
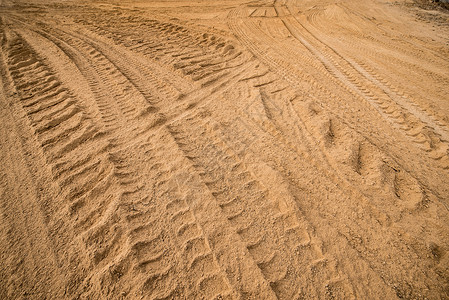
[[0, 0, 448, 298]]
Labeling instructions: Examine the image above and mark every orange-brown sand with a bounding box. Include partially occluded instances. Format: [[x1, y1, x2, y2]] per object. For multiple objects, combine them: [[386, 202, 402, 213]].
[[0, 0, 448, 298]]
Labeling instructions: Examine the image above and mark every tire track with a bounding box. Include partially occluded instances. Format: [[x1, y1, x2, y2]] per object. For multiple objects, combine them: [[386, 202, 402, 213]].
[[0, 28, 131, 297], [227, 6, 449, 201], [241, 3, 449, 173], [232, 66, 430, 215], [2, 19, 195, 298], [275, 5, 449, 170], [2, 3, 448, 299], [4, 14, 274, 299], [335, 3, 449, 70], [69, 9, 249, 93], [223, 75, 448, 299], [166, 108, 357, 299]]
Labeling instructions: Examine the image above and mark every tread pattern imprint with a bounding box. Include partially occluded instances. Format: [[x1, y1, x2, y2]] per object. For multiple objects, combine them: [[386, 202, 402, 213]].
[[0, 1, 448, 300]]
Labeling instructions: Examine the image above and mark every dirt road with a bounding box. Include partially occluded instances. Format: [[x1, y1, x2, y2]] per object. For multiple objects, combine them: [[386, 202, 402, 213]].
[[0, 0, 448, 298]]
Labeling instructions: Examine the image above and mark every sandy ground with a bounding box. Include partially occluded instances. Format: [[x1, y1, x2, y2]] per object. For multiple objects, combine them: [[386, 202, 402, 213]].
[[0, 0, 448, 298]]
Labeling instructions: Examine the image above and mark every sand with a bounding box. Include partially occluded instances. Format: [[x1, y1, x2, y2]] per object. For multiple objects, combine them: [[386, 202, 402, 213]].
[[0, 0, 448, 298]]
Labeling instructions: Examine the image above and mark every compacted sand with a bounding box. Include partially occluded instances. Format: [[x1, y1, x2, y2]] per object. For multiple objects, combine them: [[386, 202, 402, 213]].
[[0, 0, 448, 298]]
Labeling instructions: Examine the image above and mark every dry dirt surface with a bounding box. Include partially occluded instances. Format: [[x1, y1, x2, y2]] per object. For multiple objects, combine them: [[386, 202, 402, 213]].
[[0, 0, 448, 299]]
